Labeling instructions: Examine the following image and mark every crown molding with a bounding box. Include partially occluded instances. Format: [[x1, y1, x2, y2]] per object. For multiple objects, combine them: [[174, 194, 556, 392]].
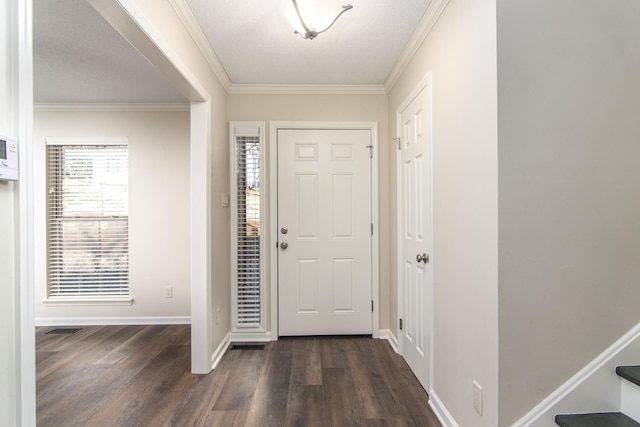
[[228, 84, 388, 96], [34, 103, 190, 112], [168, 0, 232, 92], [384, 0, 451, 92]]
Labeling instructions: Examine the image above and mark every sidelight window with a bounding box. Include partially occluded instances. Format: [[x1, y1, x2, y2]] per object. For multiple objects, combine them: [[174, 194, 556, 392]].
[[230, 123, 266, 330]]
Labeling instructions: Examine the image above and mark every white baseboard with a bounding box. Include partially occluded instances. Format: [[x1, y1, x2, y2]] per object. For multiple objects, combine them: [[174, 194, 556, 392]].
[[429, 390, 460, 427], [229, 331, 273, 342], [35, 316, 191, 326], [378, 329, 399, 353], [211, 332, 231, 370], [513, 321, 640, 426]]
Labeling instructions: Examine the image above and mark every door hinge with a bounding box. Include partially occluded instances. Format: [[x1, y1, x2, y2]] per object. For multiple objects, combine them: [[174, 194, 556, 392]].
[[392, 137, 401, 150], [371, 300, 374, 312], [371, 223, 374, 235], [366, 145, 374, 158], [399, 318, 403, 330]]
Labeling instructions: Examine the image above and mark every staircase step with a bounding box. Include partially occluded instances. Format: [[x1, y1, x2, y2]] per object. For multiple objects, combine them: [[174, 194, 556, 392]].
[[617, 366, 640, 387], [555, 412, 640, 427]]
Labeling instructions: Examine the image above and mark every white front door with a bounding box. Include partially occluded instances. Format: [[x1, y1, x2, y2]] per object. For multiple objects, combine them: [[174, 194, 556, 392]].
[[277, 128, 372, 336], [398, 84, 433, 390]]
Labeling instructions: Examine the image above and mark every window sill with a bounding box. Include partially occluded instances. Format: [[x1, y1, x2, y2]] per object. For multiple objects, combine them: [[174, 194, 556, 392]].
[[42, 297, 134, 306]]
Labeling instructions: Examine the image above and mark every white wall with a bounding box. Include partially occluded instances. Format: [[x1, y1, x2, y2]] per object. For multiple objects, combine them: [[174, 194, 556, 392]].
[[1, 0, 19, 424], [0, 182, 18, 421], [497, 0, 640, 424], [227, 93, 390, 330], [33, 110, 191, 323], [121, 0, 230, 371], [0, 182, 17, 426], [387, 0, 499, 425]]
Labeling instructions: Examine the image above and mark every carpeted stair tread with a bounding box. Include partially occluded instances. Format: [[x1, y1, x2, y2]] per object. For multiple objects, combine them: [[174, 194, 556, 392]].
[[555, 412, 640, 427], [617, 365, 640, 387]]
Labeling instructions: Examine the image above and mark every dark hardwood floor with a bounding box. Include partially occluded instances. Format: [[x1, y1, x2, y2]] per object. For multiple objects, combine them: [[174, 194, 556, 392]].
[[36, 325, 442, 427]]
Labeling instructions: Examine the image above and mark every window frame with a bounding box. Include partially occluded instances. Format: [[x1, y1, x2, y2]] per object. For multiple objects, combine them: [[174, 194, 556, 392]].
[[229, 122, 267, 333], [44, 137, 132, 305]]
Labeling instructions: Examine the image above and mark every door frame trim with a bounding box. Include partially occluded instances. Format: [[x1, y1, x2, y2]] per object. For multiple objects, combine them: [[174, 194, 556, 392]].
[[269, 121, 379, 339], [395, 73, 434, 391]]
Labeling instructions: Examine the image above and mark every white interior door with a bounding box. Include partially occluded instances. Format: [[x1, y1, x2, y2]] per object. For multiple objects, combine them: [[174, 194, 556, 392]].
[[399, 85, 433, 390], [277, 128, 372, 336]]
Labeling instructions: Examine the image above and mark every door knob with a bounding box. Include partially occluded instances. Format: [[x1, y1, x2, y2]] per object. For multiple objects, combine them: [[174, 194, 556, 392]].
[[416, 253, 429, 264], [280, 242, 288, 250]]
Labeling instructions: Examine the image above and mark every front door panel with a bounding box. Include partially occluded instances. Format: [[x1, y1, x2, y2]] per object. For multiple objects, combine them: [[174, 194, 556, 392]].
[[278, 129, 372, 336]]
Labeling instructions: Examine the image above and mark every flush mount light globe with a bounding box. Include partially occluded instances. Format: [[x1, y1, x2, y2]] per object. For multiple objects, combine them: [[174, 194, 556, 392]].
[[290, 0, 353, 40]]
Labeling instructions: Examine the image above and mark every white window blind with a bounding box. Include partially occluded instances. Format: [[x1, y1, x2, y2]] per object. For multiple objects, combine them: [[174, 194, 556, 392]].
[[232, 125, 263, 328], [46, 142, 129, 297]]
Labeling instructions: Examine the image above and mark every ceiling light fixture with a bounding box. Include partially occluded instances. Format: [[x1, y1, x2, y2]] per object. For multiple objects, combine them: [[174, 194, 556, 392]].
[[290, 0, 353, 40]]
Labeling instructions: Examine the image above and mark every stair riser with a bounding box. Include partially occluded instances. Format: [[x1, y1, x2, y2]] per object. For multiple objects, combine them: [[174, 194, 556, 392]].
[[621, 380, 640, 422]]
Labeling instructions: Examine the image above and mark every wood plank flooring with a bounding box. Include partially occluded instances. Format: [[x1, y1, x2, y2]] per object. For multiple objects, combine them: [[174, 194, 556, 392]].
[[37, 325, 442, 427]]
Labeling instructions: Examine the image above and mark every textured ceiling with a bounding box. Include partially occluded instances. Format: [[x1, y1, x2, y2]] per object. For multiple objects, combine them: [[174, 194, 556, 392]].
[[33, 0, 432, 103], [33, 0, 186, 103], [187, 0, 432, 85]]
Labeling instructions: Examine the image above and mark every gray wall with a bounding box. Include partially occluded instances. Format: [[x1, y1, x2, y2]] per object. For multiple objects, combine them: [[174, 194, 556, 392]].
[[388, 0, 499, 424], [33, 110, 191, 323], [228, 93, 390, 331], [497, 0, 640, 423], [123, 0, 231, 370]]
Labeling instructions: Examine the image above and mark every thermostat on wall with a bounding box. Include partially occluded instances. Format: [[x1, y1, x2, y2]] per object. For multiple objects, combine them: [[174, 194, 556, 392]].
[[0, 134, 18, 181]]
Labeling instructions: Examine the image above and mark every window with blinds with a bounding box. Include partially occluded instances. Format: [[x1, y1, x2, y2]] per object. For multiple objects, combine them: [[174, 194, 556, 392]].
[[231, 123, 265, 330], [46, 140, 129, 298]]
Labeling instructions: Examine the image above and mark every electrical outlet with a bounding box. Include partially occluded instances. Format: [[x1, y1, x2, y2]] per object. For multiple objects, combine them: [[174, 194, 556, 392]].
[[473, 381, 483, 415], [164, 286, 173, 298]]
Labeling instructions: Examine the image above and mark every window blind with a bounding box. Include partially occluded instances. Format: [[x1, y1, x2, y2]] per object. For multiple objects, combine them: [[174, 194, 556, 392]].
[[46, 143, 129, 297], [235, 130, 261, 327]]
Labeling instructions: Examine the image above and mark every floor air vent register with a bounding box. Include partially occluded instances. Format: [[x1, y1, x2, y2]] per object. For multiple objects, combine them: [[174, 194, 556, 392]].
[[46, 328, 82, 335], [230, 344, 265, 351]]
